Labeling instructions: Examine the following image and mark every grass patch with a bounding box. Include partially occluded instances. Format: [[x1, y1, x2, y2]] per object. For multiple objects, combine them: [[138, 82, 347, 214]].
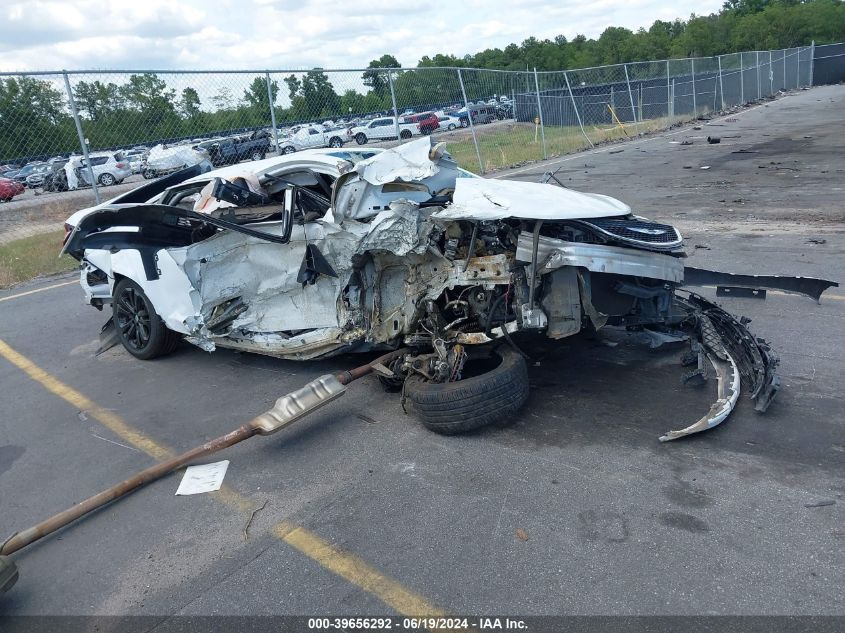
[[0, 230, 77, 289], [446, 115, 678, 173]]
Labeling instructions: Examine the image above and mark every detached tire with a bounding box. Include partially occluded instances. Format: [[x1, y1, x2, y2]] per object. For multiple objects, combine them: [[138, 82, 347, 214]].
[[113, 278, 181, 360], [405, 348, 529, 435]]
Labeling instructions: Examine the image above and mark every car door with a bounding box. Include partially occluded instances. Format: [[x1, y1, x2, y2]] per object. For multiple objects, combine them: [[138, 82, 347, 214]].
[[181, 167, 352, 334], [371, 118, 393, 140]]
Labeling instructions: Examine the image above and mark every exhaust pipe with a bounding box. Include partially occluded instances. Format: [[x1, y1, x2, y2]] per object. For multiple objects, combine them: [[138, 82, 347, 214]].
[[0, 349, 407, 596]]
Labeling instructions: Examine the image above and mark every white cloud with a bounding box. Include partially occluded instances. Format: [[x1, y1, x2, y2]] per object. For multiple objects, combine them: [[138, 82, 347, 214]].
[[0, 0, 724, 72]]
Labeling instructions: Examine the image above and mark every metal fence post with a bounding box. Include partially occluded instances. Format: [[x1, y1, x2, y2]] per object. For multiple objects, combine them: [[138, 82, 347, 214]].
[[769, 51, 773, 95], [717, 55, 725, 110], [691, 58, 697, 116], [810, 41, 815, 86], [740, 52, 745, 103], [564, 71, 593, 147], [533, 68, 547, 160], [623, 63, 639, 134], [457, 68, 484, 174], [671, 79, 675, 119], [265, 72, 279, 154], [62, 70, 99, 204], [666, 60, 671, 120], [782, 49, 787, 89], [387, 69, 402, 142], [756, 51, 761, 99], [796, 47, 801, 88]]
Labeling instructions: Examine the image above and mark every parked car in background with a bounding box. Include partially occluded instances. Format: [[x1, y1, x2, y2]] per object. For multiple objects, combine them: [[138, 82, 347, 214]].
[[402, 111, 440, 135], [126, 152, 146, 174], [278, 125, 349, 154], [41, 160, 72, 192], [79, 152, 132, 186], [436, 114, 462, 131], [206, 130, 272, 166], [0, 177, 25, 201], [24, 162, 53, 187], [349, 117, 417, 144], [495, 102, 514, 119], [13, 162, 48, 185]]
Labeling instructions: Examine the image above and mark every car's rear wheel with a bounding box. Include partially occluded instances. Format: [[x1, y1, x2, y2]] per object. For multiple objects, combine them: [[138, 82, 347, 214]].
[[404, 347, 530, 435], [460, 119, 468, 128], [251, 150, 265, 161], [282, 146, 296, 155], [113, 279, 180, 360], [448, 123, 456, 131], [98, 173, 116, 186], [400, 129, 413, 139], [355, 133, 368, 145]]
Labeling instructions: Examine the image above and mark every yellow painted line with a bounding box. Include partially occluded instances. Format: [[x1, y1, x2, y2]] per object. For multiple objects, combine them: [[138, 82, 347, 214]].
[[0, 338, 172, 461], [0, 338, 444, 616], [275, 521, 447, 617], [0, 280, 77, 303]]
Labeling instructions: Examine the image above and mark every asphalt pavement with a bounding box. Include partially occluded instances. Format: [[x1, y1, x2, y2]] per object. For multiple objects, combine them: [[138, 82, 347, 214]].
[[0, 85, 842, 619]]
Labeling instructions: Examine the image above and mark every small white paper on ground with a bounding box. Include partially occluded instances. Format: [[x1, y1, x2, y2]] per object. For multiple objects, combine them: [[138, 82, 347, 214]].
[[175, 460, 230, 496]]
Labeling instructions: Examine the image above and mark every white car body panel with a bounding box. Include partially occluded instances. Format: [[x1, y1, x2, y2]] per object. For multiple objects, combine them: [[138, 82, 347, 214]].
[[433, 177, 631, 221], [67, 137, 653, 360]]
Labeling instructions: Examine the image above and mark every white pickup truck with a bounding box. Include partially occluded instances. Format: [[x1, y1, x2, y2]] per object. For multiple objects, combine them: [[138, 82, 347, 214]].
[[349, 117, 417, 145], [277, 126, 349, 154]]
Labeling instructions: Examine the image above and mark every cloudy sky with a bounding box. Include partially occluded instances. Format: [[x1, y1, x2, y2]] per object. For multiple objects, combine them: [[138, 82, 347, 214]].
[[0, 0, 724, 72]]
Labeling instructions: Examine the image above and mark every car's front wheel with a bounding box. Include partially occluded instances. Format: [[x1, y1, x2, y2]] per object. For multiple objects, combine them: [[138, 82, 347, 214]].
[[113, 278, 181, 360], [448, 123, 456, 131], [251, 150, 265, 161], [404, 347, 530, 435], [98, 173, 116, 186], [282, 146, 296, 155], [328, 136, 343, 148], [355, 133, 367, 145]]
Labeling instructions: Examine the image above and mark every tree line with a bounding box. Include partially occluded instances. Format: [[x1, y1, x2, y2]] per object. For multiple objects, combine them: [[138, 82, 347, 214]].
[[1, 0, 842, 163]]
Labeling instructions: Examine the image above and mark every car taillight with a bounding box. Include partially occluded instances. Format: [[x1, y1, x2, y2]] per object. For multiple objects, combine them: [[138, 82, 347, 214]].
[[63, 223, 73, 246], [115, 162, 127, 169]]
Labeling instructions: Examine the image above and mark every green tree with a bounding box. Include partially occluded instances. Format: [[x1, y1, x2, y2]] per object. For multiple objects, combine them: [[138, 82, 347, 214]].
[[243, 76, 279, 109], [211, 86, 235, 111], [73, 80, 125, 120], [180, 87, 201, 119], [0, 76, 76, 159], [363, 54, 401, 96]]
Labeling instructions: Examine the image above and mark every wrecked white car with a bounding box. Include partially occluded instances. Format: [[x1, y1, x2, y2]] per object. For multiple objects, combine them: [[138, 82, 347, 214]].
[[63, 139, 837, 440]]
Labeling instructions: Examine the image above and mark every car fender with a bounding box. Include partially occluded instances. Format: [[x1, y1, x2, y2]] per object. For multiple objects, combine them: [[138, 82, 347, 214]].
[[102, 248, 198, 335]]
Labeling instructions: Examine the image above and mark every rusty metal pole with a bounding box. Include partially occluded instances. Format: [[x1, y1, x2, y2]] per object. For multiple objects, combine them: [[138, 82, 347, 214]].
[[0, 349, 407, 576]]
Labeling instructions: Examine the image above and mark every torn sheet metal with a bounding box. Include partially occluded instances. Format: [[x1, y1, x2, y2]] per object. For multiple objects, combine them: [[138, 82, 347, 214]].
[[432, 177, 630, 221], [683, 267, 839, 303], [355, 137, 439, 184]]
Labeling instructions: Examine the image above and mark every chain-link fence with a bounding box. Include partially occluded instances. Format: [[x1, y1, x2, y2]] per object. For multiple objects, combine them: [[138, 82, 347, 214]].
[[0, 43, 836, 208]]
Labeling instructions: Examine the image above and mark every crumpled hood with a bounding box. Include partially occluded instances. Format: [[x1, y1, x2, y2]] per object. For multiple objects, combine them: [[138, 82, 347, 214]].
[[431, 177, 630, 221]]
